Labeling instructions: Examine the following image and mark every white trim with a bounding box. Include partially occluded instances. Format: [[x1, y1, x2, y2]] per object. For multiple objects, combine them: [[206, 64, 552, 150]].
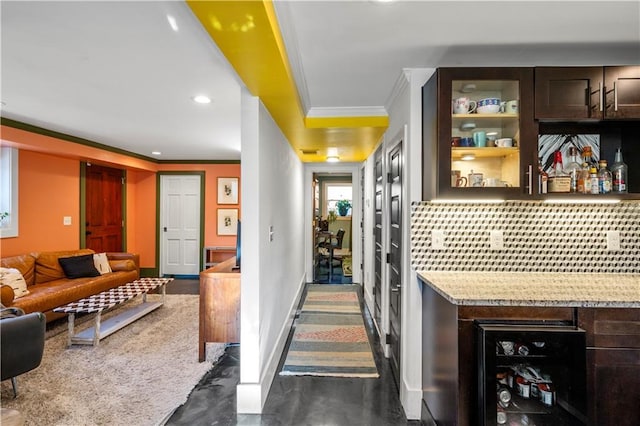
[[0, 147, 19, 238], [237, 273, 307, 413], [384, 69, 411, 113], [307, 106, 388, 118], [271, 1, 311, 114]]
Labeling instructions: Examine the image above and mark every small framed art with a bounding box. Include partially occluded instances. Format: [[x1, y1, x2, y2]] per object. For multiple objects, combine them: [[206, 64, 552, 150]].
[[217, 208, 238, 236], [217, 177, 238, 204]]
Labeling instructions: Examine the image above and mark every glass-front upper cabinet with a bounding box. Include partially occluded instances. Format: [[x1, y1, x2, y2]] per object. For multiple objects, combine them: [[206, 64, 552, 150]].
[[436, 68, 536, 199]]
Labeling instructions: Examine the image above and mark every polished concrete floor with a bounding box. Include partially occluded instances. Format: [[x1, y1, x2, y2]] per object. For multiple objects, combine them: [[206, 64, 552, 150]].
[[165, 280, 420, 426]]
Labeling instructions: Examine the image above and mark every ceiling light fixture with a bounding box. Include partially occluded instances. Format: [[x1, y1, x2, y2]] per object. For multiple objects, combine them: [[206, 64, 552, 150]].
[[192, 95, 211, 104], [326, 156, 340, 163], [167, 15, 179, 32], [152, 151, 162, 156]]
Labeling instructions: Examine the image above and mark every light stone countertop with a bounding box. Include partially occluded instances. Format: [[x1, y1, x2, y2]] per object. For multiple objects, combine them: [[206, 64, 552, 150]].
[[417, 271, 640, 308]]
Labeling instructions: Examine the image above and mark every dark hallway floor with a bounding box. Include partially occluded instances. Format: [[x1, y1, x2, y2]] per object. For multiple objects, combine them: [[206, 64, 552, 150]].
[[164, 280, 420, 426]]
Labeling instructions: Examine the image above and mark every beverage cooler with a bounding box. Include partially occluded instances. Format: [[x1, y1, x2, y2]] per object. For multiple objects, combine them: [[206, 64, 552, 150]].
[[476, 321, 587, 426]]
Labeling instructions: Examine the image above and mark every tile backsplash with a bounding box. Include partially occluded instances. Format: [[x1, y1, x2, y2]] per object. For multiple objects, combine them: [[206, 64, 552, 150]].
[[411, 201, 640, 273]]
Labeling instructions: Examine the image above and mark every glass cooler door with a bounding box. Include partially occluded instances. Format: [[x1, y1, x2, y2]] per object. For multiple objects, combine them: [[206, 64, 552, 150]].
[[476, 322, 587, 426]]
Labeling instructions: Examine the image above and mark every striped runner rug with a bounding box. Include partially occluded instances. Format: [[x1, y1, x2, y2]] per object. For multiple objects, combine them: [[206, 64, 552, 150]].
[[280, 284, 379, 378]]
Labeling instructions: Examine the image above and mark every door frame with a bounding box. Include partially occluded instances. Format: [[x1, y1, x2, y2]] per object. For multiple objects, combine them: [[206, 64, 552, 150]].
[[303, 163, 362, 284], [386, 135, 403, 385], [156, 171, 206, 277]]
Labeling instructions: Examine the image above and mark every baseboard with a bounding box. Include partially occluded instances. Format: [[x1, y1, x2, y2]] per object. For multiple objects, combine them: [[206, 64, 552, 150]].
[[236, 273, 306, 413], [401, 380, 423, 420]]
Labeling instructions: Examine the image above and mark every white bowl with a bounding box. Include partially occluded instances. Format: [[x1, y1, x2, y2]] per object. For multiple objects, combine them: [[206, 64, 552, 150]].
[[476, 104, 501, 114]]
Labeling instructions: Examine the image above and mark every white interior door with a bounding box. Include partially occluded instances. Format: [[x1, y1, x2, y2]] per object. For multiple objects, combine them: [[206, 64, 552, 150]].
[[160, 174, 201, 276]]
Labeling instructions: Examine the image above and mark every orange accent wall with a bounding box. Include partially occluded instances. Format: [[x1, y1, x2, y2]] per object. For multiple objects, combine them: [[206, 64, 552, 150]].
[[1, 126, 241, 269], [0, 150, 80, 256]]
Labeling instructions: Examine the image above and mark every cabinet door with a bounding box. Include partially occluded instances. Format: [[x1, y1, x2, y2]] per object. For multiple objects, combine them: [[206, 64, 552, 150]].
[[535, 67, 603, 120], [604, 66, 640, 119], [437, 67, 536, 199], [586, 348, 640, 426]]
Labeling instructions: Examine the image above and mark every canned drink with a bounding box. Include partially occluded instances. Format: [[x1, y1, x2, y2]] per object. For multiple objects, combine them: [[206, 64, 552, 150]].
[[515, 376, 530, 399], [497, 410, 507, 425], [515, 343, 530, 356], [496, 370, 509, 386], [538, 383, 556, 406], [497, 386, 512, 408], [500, 341, 515, 355]]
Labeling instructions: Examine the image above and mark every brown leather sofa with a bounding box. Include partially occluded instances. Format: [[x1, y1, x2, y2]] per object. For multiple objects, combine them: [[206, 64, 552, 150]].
[[1, 249, 140, 322]]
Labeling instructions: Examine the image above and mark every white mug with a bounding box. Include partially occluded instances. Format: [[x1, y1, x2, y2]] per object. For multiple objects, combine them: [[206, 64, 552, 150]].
[[505, 100, 518, 114], [496, 138, 513, 147], [468, 172, 483, 187], [453, 97, 477, 114]]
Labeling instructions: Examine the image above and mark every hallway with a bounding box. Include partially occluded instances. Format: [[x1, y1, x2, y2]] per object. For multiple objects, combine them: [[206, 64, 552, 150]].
[[165, 282, 420, 425]]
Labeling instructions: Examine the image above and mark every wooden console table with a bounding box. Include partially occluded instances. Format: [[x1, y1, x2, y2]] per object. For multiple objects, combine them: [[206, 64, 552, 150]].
[[199, 256, 240, 362]]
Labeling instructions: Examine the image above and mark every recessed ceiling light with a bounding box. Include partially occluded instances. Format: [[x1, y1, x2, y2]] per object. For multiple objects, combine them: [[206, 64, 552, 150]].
[[152, 151, 162, 156], [326, 156, 340, 163], [167, 15, 178, 32], [192, 95, 211, 104]]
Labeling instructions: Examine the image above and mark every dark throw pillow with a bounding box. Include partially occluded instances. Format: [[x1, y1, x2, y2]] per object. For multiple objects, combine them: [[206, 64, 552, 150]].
[[58, 254, 101, 279]]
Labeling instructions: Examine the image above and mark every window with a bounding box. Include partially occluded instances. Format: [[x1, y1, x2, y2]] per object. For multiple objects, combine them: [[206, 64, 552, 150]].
[[325, 183, 352, 217], [1, 147, 19, 238]]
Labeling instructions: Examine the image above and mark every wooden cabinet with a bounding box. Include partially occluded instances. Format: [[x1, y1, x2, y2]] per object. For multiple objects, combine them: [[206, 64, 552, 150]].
[[423, 67, 537, 199], [199, 256, 240, 361], [535, 66, 640, 120], [578, 308, 640, 425]]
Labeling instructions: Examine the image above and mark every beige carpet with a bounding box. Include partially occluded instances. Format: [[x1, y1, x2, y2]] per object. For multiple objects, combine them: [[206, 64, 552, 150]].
[[0, 294, 225, 426]]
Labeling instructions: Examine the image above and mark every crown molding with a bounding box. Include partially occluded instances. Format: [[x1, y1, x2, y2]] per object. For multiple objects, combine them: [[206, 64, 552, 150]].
[[272, 1, 311, 114]]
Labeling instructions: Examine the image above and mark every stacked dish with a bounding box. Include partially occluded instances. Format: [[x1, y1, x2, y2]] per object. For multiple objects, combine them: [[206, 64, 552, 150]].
[[476, 98, 501, 114]]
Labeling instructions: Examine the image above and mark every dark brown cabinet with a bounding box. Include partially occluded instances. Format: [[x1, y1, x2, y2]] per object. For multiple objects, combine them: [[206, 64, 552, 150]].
[[578, 308, 640, 426], [535, 66, 640, 120], [422, 67, 537, 199]]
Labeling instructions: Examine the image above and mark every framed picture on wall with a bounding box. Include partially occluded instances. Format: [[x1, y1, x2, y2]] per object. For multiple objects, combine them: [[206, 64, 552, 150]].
[[217, 177, 238, 204], [217, 208, 238, 236]]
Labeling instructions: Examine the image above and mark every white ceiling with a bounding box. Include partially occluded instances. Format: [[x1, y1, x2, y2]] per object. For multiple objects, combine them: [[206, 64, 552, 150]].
[[1, 1, 639, 162]]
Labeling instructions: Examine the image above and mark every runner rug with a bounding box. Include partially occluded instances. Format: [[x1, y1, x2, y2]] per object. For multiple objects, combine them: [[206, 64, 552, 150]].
[[280, 284, 379, 378]]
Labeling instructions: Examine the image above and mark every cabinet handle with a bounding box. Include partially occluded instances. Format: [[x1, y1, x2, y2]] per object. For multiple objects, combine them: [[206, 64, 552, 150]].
[[599, 82, 604, 112], [614, 81, 618, 111], [527, 165, 532, 195]]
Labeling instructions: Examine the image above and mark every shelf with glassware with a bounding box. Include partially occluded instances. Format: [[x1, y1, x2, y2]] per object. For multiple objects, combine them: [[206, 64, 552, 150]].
[[535, 121, 639, 200], [435, 68, 536, 198]]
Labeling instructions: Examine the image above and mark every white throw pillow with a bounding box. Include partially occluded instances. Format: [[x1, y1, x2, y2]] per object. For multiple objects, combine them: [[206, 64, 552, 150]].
[[93, 253, 112, 275], [0, 267, 30, 299]]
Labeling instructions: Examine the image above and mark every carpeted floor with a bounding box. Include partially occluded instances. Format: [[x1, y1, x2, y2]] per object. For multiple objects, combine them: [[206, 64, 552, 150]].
[[0, 294, 225, 426], [280, 284, 378, 378]]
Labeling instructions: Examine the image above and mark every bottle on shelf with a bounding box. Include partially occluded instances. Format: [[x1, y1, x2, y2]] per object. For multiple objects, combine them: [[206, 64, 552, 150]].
[[582, 146, 598, 170], [547, 151, 571, 193], [611, 148, 629, 193], [578, 162, 590, 194], [565, 146, 582, 193], [598, 160, 612, 194], [590, 167, 600, 194], [537, 157, 548, 194]]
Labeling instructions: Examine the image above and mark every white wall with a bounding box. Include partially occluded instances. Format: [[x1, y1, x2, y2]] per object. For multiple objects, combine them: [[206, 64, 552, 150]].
[[237, 90, 306, 413], [363, 68, 435, 420]]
